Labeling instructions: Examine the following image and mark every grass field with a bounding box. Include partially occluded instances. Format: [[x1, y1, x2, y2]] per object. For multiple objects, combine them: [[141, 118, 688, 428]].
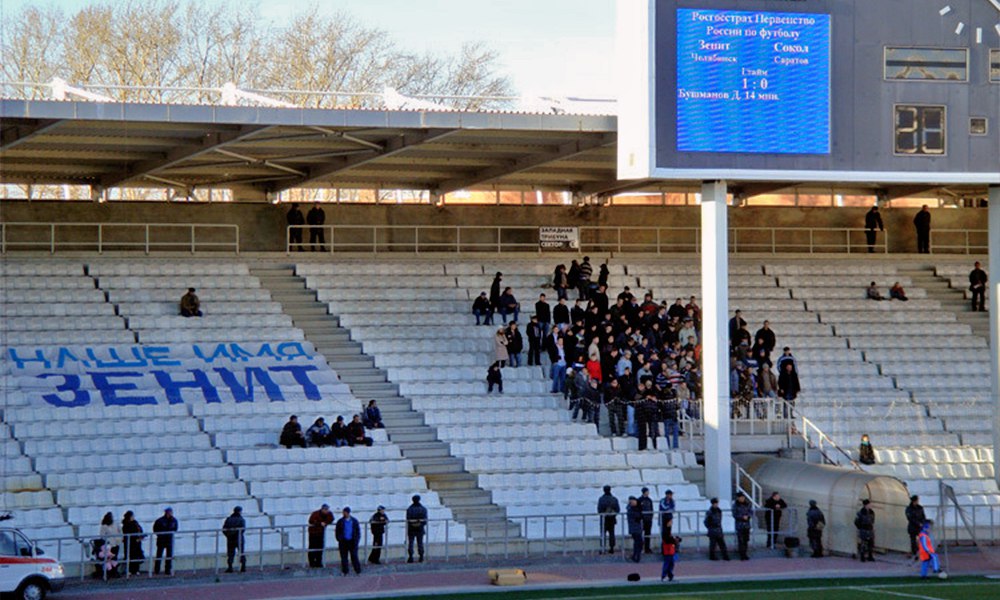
[[382, 576, 1000, 600]]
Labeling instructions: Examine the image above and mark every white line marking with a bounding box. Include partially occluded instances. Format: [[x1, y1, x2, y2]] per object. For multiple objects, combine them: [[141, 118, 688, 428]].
[[852, 586, 942, 600]]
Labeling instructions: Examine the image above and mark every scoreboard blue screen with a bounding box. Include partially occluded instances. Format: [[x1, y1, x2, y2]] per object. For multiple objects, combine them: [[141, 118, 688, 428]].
[[675, 8, 832, 154]]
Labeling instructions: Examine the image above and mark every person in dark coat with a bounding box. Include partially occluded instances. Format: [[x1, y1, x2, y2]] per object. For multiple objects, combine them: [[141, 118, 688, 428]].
[[223, 506, 246, 573], [287, 203, 305, 252], [280, 415, 306, 448], [704, 498, 730, 561], [806, 500, 826, 558], [597, 263, 610, 288], [505, 321, 524, 368], [858, 434, 876, 465], [527, 316, 543, 366], [152, 507, 177, 575], [486, 361, 503, 394], [179, 288, 202, 317], [489, 272, 503, 314], [306, 202, 326, 251], [754, 320, 776, 355], [121, 511, 145, 575], [472, 292, 493, 325], [363, 400, 384, 429], [905, 495, 927, 559], [535, 293, 552, 334], [855, 499, 876, 562], [334, 507, 362, 575], [763, 491, 788, 549], [777, 362, 800, 417], [553, 264, 569, 301], [626, 497, 644, 563], [864, 206, 885, 253], [553, 298, 570, 329], [367, 506, 389, 565], [732, 492, 754, 560], [597, 485, 620, 554], [405, 495, 428, 563], [330, 416, 348, 448], [659, 490, 675, 540], [969, 261, 988, 312], [346, 415, 373, 446], [307, 504, 333, 568], [913, 205, 931, 254], [639, 487, 655, 553]]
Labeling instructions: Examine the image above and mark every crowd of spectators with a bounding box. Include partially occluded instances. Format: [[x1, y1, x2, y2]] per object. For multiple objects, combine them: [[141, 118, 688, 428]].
[[279, 405, 383, 449]]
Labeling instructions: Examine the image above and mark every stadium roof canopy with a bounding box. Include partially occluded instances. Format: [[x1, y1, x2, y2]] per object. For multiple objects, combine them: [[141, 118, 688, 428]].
[[0, 99, 991, 199]]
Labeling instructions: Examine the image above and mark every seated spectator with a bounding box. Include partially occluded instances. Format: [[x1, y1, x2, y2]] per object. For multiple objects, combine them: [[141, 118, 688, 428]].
[[866, 282, 885, 301], [330, 416, 348, 448], [280, 415, 306, 448], [498, 287, 520, 323], [346, 415, 373, 447], [363, 400, 384, 429], [306, 417, 331, 447], [472, 292, 493, 326], [858, 434, 876, 465], [889, 282, 909, 302], [180, 288, 202, 317], [486, 361, 503, 394], [679, 317, 698, 344]]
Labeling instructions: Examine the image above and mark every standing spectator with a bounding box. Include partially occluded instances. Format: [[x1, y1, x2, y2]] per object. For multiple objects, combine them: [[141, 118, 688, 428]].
[[306, 418, 331, 447], [152, 507, 177, 576], [626, 497, 643, 563], [179, 288, 202, 317], [597, 262, 610, 288], [864, 205, 885, 253], [223, 506, 246, 573], [662, 392, 680, 450], [346, 415, 373, 447], [553, 297, 570, 330], [287, 203, 305, 252], [334, 507, 362, 576], [777, 362, 800, 417], [549, 335, 567, 394], [775, 347, 798, 375], [659, 490, 675, 540], [121, 511, 145, 575], [526, 316, 543, 367], [917, 521, 941, 579], [906, 495, 927, 560], [498, 287, 520, 323], [472, 292, 493, 326], [969, 261, 988, 312], [330, 416, 348, 448], [639, 488, 654, 554], [806, 500, 826, 558], [858, 434, 876, 465], [367, 506, 389, 565], [98, 512, 122, 576], [489, 272, 503, 315], [363, 400, 384, 429], [757, 364, 777, 400], [855, 499, 876, 562], [728, 310, 747, 345], [306, 202, 326, 251], [597, 485, 620, 554], [913, 205, 931, 254], [704, 498, 730, 561], [578, 256, 594, 300], [486, 361, 503, 394], [405, 495, 427, 563], [280, 415, 306, 448], [660, 527, 680, 582], [535, 293, 552, 335], [493, 328, 509, 368], [505, 322, 523, 368], [553, 264, 569, 301], [732, 492, 754, 561], [307, 504, 333, 568], [763, 491, 787, 549], [754, 320, 776, 355]]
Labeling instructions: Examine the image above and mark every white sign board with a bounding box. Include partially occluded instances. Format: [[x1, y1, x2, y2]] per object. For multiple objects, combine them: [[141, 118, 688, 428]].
[[539, 227, 579, 250]]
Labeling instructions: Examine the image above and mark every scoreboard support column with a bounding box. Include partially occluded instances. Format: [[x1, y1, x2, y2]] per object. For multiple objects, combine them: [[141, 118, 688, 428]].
[[990, 185, 1000, 489], [701, 180, 732, 504]]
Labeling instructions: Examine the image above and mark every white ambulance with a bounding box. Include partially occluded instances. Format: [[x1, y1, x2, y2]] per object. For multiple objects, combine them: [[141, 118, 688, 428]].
[[0, 528, 65, 600]]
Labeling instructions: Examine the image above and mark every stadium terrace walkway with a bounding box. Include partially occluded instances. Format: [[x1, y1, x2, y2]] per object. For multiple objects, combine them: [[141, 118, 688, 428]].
[[56, 549, 1000, 600]]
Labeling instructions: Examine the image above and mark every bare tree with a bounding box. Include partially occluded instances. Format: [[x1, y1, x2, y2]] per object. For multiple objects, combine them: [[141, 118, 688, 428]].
[[0, 6, 66, 97]]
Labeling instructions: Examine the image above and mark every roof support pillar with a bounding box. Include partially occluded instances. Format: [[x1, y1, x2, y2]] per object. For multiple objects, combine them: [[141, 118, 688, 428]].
[[989, 185, 1000, 489]]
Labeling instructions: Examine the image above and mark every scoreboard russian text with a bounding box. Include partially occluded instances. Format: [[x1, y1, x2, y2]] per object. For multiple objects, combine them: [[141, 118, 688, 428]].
[[617, 0, 1000, 184]]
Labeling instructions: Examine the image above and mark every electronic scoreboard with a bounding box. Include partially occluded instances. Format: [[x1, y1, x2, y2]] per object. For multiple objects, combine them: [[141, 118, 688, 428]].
[[617, 0, 1000, 183]]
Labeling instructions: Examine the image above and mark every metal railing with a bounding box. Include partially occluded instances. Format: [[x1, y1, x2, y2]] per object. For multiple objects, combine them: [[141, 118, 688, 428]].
[[679, 397, 795, 453], [0, 222, 240, 254], [796, 411, 863, 470], [929, 229, 988, 255], [733, 460, 764, 507], [286, 225, 894, 255], [26, 507, 799, 580]]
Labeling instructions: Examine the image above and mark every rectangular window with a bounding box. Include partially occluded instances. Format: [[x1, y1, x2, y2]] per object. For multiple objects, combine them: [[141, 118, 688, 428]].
[[991, 49, 1000, 83], [884, 47, 968, 82], [894, 105, 946, 156]]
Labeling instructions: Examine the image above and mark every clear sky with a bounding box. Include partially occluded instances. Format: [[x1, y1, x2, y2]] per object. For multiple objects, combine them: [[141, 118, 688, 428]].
[[0, 0, 616, 98]]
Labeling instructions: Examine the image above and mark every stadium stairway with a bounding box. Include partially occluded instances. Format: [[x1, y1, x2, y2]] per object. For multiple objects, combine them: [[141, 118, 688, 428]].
[[249, 266, 521, 541]]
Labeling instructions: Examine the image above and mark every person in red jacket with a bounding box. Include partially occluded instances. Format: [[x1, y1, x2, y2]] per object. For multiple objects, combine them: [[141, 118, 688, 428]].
[[307, 504, 333, 568]]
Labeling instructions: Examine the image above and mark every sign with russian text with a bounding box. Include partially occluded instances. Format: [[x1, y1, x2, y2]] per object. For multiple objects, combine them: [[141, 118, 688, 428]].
[[539, 227, 579, 250]]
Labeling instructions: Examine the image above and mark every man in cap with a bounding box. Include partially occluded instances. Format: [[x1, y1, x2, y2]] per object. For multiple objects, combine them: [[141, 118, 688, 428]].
[[732, 492, 754, 560], [639, 487, 655, 553], [334, 507, 361, 575], [659, 490, 675, 540], [406, 495, 428, 563], [222, 506, 246, 573], [152, 507, 177, 575], [806, 500, 826, 558], [597, 485, 621, 554], [905, 495, 926, 560], [368, 506, 389, 565], [704, 498, 730, 561], [307, 504, 333, 568], [855, 499, 876, 562]]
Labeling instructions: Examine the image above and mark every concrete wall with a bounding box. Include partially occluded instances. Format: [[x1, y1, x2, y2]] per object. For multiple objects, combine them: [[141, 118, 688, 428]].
[[0, 200, 987, 254]]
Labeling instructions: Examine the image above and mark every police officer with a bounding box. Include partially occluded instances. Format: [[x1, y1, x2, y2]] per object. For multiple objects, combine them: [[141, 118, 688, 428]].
[[855, 499, 876, 562], [597, 485, 621, 554], [405, 495, 428, 563], [704, 498, 730, 561], [626, 497, 643, 563], [806, 500, 825, 558], [732, 492, 754, 561], [905, 495, 926, 560], [638, 487, 654, 553]]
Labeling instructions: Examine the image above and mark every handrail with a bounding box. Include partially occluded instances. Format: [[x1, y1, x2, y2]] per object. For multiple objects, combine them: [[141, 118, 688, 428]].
[[929, 229, 988, 255], [793, 404, 864, 471], [732, 460, 764, 507], [0, 222, 240, 255]]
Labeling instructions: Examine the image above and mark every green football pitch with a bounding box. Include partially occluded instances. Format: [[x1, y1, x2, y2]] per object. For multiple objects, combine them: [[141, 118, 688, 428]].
[[381, 576, 1000, 600]]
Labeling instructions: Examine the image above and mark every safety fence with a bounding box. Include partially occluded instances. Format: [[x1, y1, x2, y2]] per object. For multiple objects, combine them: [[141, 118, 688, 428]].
[[0, 222, 240, 254], [24, 507, 797, 580]]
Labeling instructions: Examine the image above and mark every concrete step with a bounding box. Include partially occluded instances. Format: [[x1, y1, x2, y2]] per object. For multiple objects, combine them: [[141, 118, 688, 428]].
[[394, 442, 452, 459], [292, 316, 341, 328], [336, 372, 386, 384], [413, 457, 465, 475]]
